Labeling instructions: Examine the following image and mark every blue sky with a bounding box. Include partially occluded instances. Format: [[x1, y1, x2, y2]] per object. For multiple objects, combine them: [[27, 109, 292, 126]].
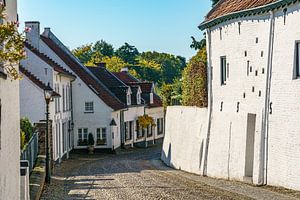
[[18, 0, 211, 59]]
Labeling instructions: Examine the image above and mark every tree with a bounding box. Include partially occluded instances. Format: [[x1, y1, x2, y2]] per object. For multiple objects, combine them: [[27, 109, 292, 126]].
[[115, 43, 139, 64], [212, 0, 220, 6], [93, 40, 114, 58], [0, 4, 25, 80], [72, 44, 93, 65], [182, 47, 208, 107]]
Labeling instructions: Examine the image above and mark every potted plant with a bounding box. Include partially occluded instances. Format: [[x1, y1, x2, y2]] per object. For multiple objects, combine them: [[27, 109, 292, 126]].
[[87, 133, 95, 154]]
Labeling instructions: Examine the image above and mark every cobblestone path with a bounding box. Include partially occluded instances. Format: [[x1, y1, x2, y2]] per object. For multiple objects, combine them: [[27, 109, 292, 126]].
[[41, 146, 300, 200]]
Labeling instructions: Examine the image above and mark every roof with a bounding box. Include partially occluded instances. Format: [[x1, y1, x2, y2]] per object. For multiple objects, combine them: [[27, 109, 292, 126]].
[[199, 0, 294, 30], [40, 35, 125, 110], [113, 71, 162, 108], [20, 65, 49, 90], [112, 72, 139, 84], [86, 66, 129, 105], [24, 42, 76, 79]]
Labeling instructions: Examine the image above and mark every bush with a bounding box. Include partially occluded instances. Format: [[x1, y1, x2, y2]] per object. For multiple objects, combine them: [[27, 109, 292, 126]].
[[20, 117, 34, 144], [88, 133, 95, 146]]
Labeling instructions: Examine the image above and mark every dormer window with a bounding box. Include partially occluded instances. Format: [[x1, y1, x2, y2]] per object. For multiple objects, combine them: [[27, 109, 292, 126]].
[[150, 93, 154, 104], [137, 87, 142, 105], [127, 88, 132, 106]]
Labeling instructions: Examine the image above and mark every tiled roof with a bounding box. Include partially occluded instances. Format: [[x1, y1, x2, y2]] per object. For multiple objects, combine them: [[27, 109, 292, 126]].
[[86, 66, 129, 105], [24, 42, 76, 79], [40, 35, 125, 110], [206, 0, 277, 21], [113, 71, 162, 108], [112, 72, 139, 84], [20, 65, 49, 90]]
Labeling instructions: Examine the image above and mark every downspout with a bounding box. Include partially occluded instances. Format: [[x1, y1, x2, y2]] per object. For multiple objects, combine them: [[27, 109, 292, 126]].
[[68, 78, 75, 159], [203, 28, 213, 176], [260, 10, 275, 186]]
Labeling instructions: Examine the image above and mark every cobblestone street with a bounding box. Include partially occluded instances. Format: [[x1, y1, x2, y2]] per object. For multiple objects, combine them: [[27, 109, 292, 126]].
[[41, 146, 300, 200]]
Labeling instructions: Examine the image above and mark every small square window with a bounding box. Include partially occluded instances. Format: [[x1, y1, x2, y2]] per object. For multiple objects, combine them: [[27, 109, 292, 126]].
[[85, 102, 94, 113]]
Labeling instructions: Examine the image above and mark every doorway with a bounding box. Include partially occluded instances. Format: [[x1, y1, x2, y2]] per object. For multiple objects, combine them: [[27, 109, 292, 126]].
[[244, 113, 256, 180]]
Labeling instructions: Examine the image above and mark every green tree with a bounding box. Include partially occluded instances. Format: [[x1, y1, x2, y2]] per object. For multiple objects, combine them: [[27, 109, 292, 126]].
[[0, 5, 25, 80], [115, 43, 139, 64], [182, 47, 208, 107], [72, 44, 93, 65], [93, 40, 114, 58], [20, 118, 34, 142]]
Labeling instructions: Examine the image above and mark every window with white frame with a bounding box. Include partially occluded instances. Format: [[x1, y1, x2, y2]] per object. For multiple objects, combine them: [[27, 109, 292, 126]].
[[62, 85, 66, 111], [125, 121, 133, 141], [136, 120, 143, 139], [78, 128, 88, 146], [157, 118, 164, 135], [147, 125, 153, 137], [295, 42, 300, 78], [127, 93, 131, 105], [220, 56, 227, 85], [85, 102, 94, 113], [96, 128, 107, 145]]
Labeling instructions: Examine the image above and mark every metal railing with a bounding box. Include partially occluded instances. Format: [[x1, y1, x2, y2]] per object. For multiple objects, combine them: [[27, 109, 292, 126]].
[[21, 133, 39, 174]]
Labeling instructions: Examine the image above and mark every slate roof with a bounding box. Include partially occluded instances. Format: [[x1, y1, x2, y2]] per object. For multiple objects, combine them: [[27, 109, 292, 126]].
[[24, 42, 76, 79], [113, 72, 162, 108], [40, 35, 125, 110]]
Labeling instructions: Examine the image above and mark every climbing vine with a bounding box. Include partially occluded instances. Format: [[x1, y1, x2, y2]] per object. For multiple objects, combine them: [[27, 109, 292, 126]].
[[0, 3, 26, 80]]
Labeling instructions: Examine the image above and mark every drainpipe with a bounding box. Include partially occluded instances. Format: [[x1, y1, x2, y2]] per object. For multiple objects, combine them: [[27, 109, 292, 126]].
[[260, 11, 275, 186], [203, 28, 213, 176], [67, 78, 75, 159]]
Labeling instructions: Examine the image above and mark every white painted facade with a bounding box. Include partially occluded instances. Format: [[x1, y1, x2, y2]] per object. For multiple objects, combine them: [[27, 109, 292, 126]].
[[20, 22, 74, 163], [0, 0, 20, 199], [162, 1, 300, 191]]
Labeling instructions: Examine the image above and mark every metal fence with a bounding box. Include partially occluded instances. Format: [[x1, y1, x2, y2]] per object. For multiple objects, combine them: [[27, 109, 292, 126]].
[[21, 133, 39, 174]]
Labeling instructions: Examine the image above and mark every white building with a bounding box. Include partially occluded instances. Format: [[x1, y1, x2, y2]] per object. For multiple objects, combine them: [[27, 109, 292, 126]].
[[199, 0, 300, 191], [0, 0, 21, 199], [20, 21, 76, 163], [20, 22, 165, 155]]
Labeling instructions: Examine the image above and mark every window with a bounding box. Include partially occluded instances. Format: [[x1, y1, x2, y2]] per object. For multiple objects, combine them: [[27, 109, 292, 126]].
[[125, 121, 133, 141], [150, 93, 154, 104], [85, 102, 94, 113], [147, 125, 153, 137], [96, 128, 107, 145], [295, 42, 300, 78], [62, 86, 66, 111], [55, 84, 58, 113], [157, 118, 164, 135], [136, 120, 143, 139], [78, 128, 88, 146], [220, 56, 227, 85], [127, 94, 131, 105], [137, 92, 141, 105]]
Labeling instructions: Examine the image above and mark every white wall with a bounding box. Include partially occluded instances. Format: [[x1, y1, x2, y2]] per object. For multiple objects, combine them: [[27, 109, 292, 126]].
[[267, 3, 300, 190], [0, 0, 20, 199], [161, 106, 208, 175]]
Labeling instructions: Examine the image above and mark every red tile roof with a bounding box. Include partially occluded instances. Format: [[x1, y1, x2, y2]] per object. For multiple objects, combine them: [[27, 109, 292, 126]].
[[20, 65, 49, 90], [206, 0, 277, 21], [112, 72, 139, 84], [24, 42, 76, 79], [40, 36, 125, 110]]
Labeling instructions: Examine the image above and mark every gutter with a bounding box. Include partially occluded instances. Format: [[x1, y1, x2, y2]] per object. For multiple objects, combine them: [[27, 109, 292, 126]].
[[259, 10, 275, 186], [199, 0, 295, 30], [202, 28, 213, 176]]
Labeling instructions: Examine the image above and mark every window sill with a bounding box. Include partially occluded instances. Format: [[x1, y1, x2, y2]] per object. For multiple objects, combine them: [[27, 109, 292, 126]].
[[84, 111, 94, 114]]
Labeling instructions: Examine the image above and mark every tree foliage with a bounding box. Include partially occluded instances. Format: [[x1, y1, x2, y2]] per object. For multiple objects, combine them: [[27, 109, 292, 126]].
[[182, 47, 208, 107], [93, 40, 114, 58], [73, 44, 93, 64], [0, 5, 25, 80], [115, 42, 139, 65], [212, 0, 220, 6]]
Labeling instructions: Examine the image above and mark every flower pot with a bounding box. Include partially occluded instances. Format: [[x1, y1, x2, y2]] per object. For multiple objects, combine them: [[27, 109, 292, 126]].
[[88, 146, 94, 154]]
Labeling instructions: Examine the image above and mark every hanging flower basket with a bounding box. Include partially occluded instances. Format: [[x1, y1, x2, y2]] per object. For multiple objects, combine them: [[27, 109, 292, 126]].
[[137, 115, 156, 129]]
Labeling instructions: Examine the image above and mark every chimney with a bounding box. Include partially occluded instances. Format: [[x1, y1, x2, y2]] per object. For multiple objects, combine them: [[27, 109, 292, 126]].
[[95, 62, 106, 68], [42, 27, 51, 37], [121, 67, 129, 73], [25, 21, 40, 50]]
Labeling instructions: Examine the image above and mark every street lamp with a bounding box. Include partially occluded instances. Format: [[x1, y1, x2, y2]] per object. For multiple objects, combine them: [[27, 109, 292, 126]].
[[44, 83, 60, 184]]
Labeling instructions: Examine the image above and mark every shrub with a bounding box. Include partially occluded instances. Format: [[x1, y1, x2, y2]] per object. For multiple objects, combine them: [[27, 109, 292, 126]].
[[20, 118, 34, 142], [88, 133, 95, 146], [20, 131, 26, 150]]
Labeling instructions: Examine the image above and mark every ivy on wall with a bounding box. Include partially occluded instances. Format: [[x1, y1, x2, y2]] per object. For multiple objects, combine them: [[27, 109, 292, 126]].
[[182, 46, 208, 108]]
